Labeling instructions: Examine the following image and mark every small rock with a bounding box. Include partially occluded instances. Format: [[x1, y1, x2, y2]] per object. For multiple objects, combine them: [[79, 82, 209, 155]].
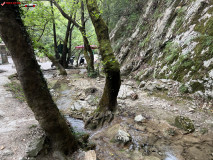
[[0, 146, 5, 150], [84, 150, 96, 160], [130, 93, 138, 100], [134, 115, 146, 123], [115, 130, 131, 143], [125, 81, 135, 86], [139, 81, 146, 88], [175, 116, 195, 133], [189, 107, 195, 113]]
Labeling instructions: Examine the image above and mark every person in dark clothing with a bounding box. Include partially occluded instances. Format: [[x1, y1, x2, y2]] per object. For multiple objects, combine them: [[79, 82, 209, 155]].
[[79, 57, 84, 66], [69, 56, 75, 66]]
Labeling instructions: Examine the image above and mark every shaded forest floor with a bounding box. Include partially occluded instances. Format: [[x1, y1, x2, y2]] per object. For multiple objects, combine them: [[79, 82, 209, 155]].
[[0, 58, 213, 160]]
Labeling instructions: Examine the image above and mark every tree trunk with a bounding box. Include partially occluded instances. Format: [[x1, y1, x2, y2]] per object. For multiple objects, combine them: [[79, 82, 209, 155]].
[[80, 1, 94, 73], [50, 0, 59, 59], [45, 52, 67, 76], [61, 20, 71, 68], [67, 24, 75, 64], [85, 0, 121, 129], [0, 3, 77, 154]]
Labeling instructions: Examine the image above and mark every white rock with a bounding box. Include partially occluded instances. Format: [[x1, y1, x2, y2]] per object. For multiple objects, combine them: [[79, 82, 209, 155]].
[[115, 130, 131, 143], [134, 115, 145, 122], [84, 150, 96, 160]]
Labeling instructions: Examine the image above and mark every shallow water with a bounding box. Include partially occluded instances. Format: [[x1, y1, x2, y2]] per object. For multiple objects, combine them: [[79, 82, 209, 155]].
[[65, 116, 86, 133], [165, 152, 178, 160]]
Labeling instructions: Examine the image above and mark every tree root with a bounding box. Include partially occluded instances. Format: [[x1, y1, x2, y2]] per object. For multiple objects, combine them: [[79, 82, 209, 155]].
[[85, 111, 114, 130]]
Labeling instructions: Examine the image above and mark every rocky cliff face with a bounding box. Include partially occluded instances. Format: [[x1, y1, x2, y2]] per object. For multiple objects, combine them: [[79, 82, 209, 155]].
[[110, 0, 213, 99]]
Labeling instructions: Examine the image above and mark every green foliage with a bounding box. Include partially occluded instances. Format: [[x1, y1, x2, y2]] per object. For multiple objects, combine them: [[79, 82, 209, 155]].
[[163, 42, 180, 64], [101, 0, 143, 31], [4, 82, 25, 102], [173, 7, 186, 33], [87, 71, 98, 78], [153, 8, 163, 20], [139, 34, 151, 48], [179, 84, 189, 94], [22, 0, 98, 58]]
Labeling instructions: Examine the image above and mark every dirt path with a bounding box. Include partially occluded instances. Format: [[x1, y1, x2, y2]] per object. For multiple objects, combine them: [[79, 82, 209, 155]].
[[0, 57, 40, 160]]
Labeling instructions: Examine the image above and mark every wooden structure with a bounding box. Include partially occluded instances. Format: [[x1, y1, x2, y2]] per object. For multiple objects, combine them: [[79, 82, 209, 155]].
[[0, 43, 8, 64]]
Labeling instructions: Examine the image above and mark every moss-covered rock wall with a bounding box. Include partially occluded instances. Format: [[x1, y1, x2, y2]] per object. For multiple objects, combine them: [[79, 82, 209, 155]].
[[110, 0, 213, 99]]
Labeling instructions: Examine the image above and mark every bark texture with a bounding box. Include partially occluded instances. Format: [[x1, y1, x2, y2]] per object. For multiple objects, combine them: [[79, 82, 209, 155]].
[[0, 3, 77, 154], [85, 0, 121, 129]]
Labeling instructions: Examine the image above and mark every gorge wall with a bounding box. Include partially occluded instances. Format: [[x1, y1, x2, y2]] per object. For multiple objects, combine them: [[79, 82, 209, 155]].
[[110, 0, 213, 99]]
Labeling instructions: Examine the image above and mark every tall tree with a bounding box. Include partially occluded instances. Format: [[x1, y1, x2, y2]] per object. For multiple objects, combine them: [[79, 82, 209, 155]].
[[85, 0, 121, 129], [61, 20, 72, 68], [50, 0, 60, 59], [0, 2, 77, 154], [53, 0, 95, 74], [80, 0, 94, 73]]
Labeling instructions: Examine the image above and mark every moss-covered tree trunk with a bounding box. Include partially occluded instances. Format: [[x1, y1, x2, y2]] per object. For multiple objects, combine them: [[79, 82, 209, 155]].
[[85, 0, 121, 129], [0, 3, 77, 154]]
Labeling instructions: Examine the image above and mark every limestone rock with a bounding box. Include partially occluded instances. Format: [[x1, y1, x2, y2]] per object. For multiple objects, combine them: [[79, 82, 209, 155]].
[[134, 115, 146, 123], [85, 95, 98, 106], [118, 85, 134, 99], [175, 116, 195, 133], [84, 150, 96, 160], [26, 136, 45, 157], [115, 129, 131, 143]]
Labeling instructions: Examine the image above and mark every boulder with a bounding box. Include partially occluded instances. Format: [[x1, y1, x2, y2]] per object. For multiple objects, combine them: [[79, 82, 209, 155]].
[[26, 136, 45, 157], [118, 85, 134, 99], [175, 116, 195, 133]]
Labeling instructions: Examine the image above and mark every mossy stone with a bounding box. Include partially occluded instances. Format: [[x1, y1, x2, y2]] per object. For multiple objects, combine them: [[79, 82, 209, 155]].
[[175, 116, 195, 133]]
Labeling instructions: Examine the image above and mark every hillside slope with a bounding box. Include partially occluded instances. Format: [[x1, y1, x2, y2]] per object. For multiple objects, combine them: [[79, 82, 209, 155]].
[[110, 0, 213, 99]]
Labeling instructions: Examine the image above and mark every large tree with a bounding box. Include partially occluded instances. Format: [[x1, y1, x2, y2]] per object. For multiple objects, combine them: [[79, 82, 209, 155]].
[[85, 0, 121, 129], [0, 1, 78, 154]]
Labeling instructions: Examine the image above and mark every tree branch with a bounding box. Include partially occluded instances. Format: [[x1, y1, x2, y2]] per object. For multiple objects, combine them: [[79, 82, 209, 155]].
[[52, 0, 81, 29], [37, 20, 48, 42]]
